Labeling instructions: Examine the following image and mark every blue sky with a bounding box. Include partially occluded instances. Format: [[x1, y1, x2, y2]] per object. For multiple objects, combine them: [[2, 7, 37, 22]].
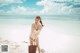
[[0, 0, 80, 15]]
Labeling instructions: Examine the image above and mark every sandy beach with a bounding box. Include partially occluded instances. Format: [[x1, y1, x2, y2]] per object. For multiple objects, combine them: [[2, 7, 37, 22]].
[[0, 16, 80, 53]]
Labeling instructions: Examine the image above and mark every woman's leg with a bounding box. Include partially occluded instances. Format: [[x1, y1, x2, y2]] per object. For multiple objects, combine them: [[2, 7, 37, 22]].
[[30, 37, 33, 45], [36, 38, 40, 53]]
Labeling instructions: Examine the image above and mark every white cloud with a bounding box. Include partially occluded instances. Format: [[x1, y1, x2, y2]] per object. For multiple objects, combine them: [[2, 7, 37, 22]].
[[71, 8, 80, 15], [8, 6, 27, 14], [0, 0, 23, 7], [0, 6, 39, 15], [0, 10, 7, 15], [74, 0, 80, 2], [36, 0, 65, 15], [0, 0, 80, 15], [0, 5, 41, 15], [59, 6, 72, 14], [36, 0, 80, 15], [36, 0, 47, 5], [0, 0, 22, 3]]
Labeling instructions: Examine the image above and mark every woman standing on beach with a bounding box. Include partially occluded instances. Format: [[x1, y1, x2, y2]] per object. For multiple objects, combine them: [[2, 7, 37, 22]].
[[29, 16, 43, 53]]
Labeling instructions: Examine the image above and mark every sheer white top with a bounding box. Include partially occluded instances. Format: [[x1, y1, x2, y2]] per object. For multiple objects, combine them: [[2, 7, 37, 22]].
[[29, 22, 42, 40]]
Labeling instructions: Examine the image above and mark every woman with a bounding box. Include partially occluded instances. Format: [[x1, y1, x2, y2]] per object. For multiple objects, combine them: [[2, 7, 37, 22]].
[[29, 16, 43, 53]]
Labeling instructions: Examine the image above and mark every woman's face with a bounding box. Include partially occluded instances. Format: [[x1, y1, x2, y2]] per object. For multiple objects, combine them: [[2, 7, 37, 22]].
[[35, 18, 40, 23]]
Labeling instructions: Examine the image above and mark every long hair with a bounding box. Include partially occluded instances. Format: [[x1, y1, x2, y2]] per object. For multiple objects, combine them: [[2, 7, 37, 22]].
[[36, 16, 44, 26]]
